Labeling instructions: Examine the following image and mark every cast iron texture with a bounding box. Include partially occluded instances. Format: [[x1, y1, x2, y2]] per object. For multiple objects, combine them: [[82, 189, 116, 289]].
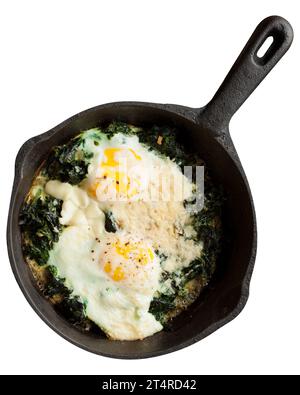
[[7, 16, 293, 359]]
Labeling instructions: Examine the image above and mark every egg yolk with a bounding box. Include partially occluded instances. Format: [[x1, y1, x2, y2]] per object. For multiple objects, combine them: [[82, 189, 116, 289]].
[[101, 239, 154, 282], [102, 148, 141, 167], [89, 147, 142, 200]]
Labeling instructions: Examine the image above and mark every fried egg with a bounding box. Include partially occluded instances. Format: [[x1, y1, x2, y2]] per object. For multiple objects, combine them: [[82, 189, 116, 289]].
[[85, 133, 150, 202], [98, 232, 160, 293], [44, 130, 199, 340], [46, 180, 163, 340]]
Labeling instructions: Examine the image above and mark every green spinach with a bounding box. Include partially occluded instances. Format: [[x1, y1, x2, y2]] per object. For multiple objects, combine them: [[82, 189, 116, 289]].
[[45, 265, 87, 325], [149, 294, 176, 323], [150, 179, 224, 324], [104, 211, 118, 233], [44, 135, 93, 185], [20, 195, 63, 266]]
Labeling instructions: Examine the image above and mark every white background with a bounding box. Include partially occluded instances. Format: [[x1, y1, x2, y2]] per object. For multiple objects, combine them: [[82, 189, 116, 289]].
[[1, 0, 299, 375]]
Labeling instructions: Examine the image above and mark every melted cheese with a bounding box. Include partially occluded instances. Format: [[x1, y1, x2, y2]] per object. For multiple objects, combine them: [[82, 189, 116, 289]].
[[101, 200, 202, 272], [46, 180, 105, 235]]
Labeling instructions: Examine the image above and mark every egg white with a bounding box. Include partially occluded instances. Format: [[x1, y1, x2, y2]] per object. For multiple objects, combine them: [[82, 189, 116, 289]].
[[46, 180, 163, 340], [45, 130, 201, 340], [48, 226, 162, 340]]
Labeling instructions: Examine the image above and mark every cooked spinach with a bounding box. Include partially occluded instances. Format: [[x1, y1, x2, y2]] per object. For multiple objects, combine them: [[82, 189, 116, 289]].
[[55, 296, 87, 325], [138, 126, 189, 165], [19, 195, 63, 266], [44, 135, 93, 185], [104, 211, 118, 233], [149, 270, 181, 323], [105, 121, 133, 138], [150, 178, 224, 324], [181, 257, 207, 282], [189, 180, 224, 279], [149, 294, 176, 323], [44, 265, 87, 325], [43, 265, 71, 297]]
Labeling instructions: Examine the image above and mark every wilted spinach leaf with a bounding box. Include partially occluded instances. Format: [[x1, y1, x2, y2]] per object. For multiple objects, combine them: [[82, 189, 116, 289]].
[[20, 195, 63, 265], [44, 135, 93, 185], [44, 265, 87, 325], [149, 294, 176, 323], [104, 211, 118, 233]]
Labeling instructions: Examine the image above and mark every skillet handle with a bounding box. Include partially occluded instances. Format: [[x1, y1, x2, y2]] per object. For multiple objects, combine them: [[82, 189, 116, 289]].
[[199, 16, 293, 131]]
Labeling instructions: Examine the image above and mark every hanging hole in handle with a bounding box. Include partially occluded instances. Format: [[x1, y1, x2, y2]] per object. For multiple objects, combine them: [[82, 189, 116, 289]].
[[257, 36, 274, 58], [254, 29, 286, 66]]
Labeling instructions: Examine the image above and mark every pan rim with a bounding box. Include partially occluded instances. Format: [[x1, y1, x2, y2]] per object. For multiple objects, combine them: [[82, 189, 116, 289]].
[[7, 101, 257, 359]]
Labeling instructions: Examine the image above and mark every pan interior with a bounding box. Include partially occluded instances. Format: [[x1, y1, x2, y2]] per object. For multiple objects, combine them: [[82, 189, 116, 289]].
[[9, 103, 255, 358]]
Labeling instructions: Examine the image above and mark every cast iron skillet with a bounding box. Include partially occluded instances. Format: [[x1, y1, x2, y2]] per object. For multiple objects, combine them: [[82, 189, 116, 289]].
[[7, 16, 293, 359]]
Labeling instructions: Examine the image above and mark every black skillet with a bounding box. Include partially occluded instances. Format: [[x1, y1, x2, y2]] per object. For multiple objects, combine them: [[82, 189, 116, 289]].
[[7, 16, 293, 359]]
